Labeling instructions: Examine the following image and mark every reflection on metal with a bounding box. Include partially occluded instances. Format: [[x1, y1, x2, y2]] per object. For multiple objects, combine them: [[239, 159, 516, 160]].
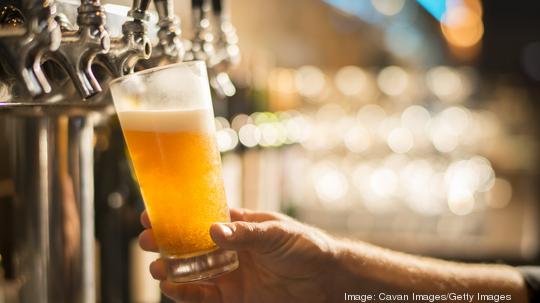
[[95, 0, 152, 77], [0, 0, 240, 301], [0, 1, 61, 97], [44, 2, 110, 99], [145, 0, 184, 65], [4, 103, 102, 303], [184, 0, 239, 98]]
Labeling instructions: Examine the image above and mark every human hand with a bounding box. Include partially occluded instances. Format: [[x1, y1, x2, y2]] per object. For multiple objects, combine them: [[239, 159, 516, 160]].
[[138, 208, 338, 303]]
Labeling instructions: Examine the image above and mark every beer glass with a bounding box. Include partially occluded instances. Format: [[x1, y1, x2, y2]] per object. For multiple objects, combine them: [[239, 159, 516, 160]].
[[109, 61, 239, 283]]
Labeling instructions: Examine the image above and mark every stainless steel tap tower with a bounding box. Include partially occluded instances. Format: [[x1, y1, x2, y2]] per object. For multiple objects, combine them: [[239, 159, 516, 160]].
[[0, 0, 238, 301]]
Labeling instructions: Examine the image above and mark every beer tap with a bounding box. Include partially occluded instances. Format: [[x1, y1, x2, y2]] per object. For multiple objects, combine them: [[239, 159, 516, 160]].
[[94, 0, 152, 77], [44, 0, 110, 99], [0, 0, 61, 97], [209, 0, 239, 70], [141, 0, 184, 67], [185, 0, 214, 62], [208, 0, 239, 98], [186, 0, 236, 98]]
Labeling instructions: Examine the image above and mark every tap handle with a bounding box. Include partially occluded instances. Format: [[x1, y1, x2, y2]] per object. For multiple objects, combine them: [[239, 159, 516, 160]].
[[211, 0, 222, 15], [129, 0, 151, 21], [192, 0, 204, 9], [154, 0, 173, 22]]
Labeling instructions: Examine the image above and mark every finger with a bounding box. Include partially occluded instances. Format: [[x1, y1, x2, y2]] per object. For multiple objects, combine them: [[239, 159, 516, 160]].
[[140, 210, 151, 228], [138, 229, 159, 252], [149, 258, 167, 280], [210, 221, 289, 254], [160, 281, 222, 303], [230, 207, 290, 223]]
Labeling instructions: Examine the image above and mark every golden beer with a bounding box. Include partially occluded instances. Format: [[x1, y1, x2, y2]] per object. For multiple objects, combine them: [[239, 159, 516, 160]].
[[119, 108, 230, 257], [110, 61, 238, 282]]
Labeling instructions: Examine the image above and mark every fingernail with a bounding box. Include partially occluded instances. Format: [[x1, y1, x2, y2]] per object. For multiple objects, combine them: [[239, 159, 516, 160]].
[[217, 223, 233, 238]]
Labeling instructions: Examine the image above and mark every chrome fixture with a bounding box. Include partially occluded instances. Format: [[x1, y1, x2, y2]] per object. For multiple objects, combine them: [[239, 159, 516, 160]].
[[146, 0, 184, 65], [44, 0, 110, 99], [94, 0, 152, 77], [208, 0, 239, 98], [185, 0, 239, 98], [0, 1, 61, 97], [0, 0, 240, 301], [185, 0, 214, 62]]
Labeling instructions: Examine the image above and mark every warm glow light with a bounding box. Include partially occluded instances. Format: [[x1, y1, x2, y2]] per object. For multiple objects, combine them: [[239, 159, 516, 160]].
[[401, 105, 431, 135], [370, 168, 398, 198], [259, 123, 280, 146], [231, 114, 252, 131], [238, 124, 261, 147], [215, 72, 237, 97], [448, 188, 475, 215], [371, 0, 406, 16], [269, 68, 296, 94], [441, 6, 484, 48], [344, 126, 371, 153], [428, 107, 471, 153], [216, 128, 239, 152], [387, 127, 414, 153], [445, 160, 480, 194], [214, 116, 230, 130], [335, 66, 367, 96], [285, 115, 310, 143], [430, 127, 458, 153], [440, 106, 471, 136], [295, 66, 326, 98], [357, 104, 387, 131], [377, 66, 409, 96], [426, 66, 467, 102], [469, 157, 495, 192], [312, 162, 349, 204]]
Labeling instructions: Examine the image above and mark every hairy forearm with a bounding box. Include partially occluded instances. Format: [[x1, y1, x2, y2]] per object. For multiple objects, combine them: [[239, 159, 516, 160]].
[[329, 239, 529, 302]]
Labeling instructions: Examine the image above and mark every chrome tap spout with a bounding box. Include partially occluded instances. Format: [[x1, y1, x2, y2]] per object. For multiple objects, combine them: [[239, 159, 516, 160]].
[[44, 0, 110, 99], [0, 1, 61, 97], [150, 0, 184, 64], [185, 0, 214, 62], [94, 0, 152, 77]]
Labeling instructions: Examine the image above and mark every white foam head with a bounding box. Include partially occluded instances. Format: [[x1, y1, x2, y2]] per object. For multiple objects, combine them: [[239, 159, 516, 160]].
[[118, 108, 215, 133], [109, 62, 213, 112]]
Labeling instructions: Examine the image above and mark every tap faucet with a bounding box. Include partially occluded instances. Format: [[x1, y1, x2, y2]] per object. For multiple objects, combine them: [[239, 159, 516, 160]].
[[0, 1, 61, 97], [207, 0, 239, 98], [209, 0, 239, 70], [45, 0, 110, 99], [143, 0, 184, 66], [185, 0, 214, 62], [94, 0, 152, 77]]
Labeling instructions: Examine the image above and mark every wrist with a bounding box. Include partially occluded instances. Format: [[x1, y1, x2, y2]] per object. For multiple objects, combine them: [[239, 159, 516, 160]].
[[326, 238, 370, 300], [327, 239, 399, 299]]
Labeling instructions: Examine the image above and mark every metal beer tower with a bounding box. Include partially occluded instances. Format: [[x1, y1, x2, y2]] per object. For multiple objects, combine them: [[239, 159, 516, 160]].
[[0, 0, 238, 301]]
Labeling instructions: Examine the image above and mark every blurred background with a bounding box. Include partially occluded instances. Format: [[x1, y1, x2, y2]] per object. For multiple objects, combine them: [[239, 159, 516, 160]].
[[194, 0, 540, 261], [2, 0, 540, 302]]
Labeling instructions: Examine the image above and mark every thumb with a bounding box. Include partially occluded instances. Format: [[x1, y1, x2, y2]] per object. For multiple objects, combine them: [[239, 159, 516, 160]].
[[210, 221, 290, 254]]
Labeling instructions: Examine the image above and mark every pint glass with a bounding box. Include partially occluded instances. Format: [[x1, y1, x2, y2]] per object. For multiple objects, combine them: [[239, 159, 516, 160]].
[[109, 61, 239, 283]]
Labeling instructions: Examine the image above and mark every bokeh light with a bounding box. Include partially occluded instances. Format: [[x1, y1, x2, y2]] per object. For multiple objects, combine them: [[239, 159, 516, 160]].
[[370, 0, 405, 16], [426, 66, 467, 103], [238, 124, 261, 147], [377, 66, 409, 96], [295, 66, 326, 98], [335, 66, 367, 97], [387, 127, 414, 154], [441, 5, 484, 48], [311, 162, 349, 206], [401, 105, 431, 135]]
